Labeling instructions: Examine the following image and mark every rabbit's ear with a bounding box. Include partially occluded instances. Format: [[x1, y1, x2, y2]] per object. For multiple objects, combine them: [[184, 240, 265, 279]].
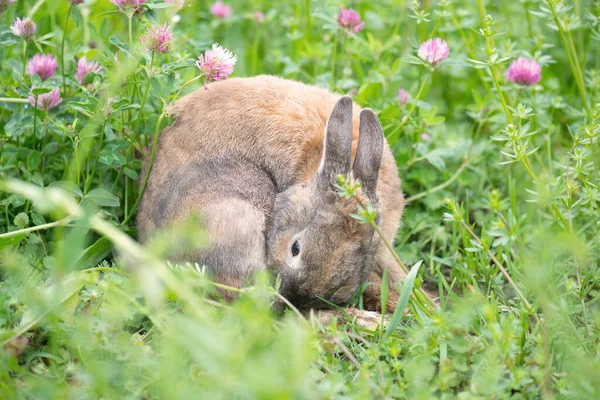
[[317, 96, 353, 184], [353, 109, 384, 198]]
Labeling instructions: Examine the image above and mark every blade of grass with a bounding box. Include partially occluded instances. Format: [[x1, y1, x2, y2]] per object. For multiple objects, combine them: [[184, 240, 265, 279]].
[[382, 260, 422, 340]]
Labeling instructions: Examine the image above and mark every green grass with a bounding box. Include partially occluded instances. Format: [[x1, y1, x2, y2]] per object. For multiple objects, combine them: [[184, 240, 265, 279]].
[[1, 0, 600, 398]]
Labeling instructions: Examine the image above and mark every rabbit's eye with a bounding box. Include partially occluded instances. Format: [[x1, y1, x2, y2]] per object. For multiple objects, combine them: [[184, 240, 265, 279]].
[[291, 240, 300, 257]]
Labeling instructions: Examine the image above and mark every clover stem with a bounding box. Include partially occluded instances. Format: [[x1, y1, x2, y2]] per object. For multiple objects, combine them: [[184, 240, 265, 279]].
[[61, 5, 72, 96]]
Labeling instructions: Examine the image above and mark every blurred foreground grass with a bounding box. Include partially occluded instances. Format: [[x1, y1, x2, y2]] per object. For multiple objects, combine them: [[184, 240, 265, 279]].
[[1, 0, 600, 398]]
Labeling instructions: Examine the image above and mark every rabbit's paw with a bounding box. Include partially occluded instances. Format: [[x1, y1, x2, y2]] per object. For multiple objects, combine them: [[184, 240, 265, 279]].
[[307, 308, 388, 331], [345, 309, 386, 330]]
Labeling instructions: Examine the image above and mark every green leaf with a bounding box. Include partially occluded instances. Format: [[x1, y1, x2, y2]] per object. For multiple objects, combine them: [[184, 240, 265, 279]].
[[31, 74, 42, 86], [31, 213, 46, 226], [27, 150, 41, 170], [383, 260, 422, 339], [144, 114, 160, 135], [114, 103, 141, 111], [42, 142, 59, 155], [31, 87, 54, 96], [7, 272, 93, 344], [144, 2, 172, 9], [8, 194, 26, 208], [124, 167, 139, 181], [104, 123, 116, 141], [49, 181, 83, 198], [144, 9, 159, 21], [162, 61, 196, 73], [82, 71, 101, 85], [62, 218, 90, 272], [31, 172, 44, 187], [0, 232, 27, 251], [109, 37, 135, 60], [356, 81, 383, 105], [423, 116, 445, 126], [402, 54, 427, 65], [34, 32, 56, 47], [424, 153, 445, 171], [99, 140, 128, 167], [84, 188, 120, 207], [0, 26, 18, 46], [5, 114, 29, 138], [150, 76, 162, 98], [75, 236, 113, 270], [79, 123, 100, 139], [71, 6, 82, 27]]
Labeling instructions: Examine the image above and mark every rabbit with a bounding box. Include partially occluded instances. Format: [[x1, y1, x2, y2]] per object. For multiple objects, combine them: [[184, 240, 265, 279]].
[[137, 75, 406, 313]]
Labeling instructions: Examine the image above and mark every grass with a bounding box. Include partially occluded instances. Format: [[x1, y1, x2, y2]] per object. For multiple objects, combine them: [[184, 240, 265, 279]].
[[1, 0, 600, 398]]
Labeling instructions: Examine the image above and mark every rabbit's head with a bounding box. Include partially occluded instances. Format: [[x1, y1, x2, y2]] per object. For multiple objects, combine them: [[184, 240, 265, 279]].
[[267, 96, 385, 310]]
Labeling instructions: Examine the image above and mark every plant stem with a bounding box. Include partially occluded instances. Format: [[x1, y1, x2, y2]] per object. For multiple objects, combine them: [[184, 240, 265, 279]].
[[172, 74, 202, 102], [484, 36, 513, 125], [369, 219, 435, 313], [406, 153, 475, 203], [460, 220, 539, 322], [449, 4, 490, 92], [348, 192, 436, 313], [0, 98, 29, 103], [371, 221, 407, 275], [61, 5, 72, 96], [83, 122, 106, 194], [427, 15, 443, 40], [330, 31, 339, 86], [545, 0, 591, 116], [21, 41, 28, 78], [0, 217, 72, 239], [566, 27, 590, 116], [139, 52, 154, 121], [405, 72, 429, 125], [32, 99, 38, 138], [520, 157, 538, 182], [389, 72, 431, 138], [304, 0, 311, 39], [121, 113, 165, 225], [251, 26, 260, 75], [126, 13, 140, 125], [82, 266, 129, 275], [523, 0, 534, 38], [518, 156, 570, 229], [128, 14, 134, 50], [74, 141, 81, 185], [476, 0, 487, 22], [27, 0, 47, 18]]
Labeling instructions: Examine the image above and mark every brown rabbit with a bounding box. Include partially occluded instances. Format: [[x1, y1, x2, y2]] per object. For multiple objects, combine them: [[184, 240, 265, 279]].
[[137, 75, 405, 313]]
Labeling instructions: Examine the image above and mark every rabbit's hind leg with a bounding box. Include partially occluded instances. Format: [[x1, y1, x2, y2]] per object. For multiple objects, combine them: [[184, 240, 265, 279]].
[[196, 198, 270, 300], [160, 157, 277, 301]]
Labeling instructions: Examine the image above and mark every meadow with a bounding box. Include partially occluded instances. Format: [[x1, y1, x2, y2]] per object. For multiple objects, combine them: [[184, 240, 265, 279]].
[[1, 0, 599, 398]]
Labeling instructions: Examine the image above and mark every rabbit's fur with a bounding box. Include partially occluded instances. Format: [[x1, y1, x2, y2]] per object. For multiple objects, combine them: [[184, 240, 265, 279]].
[[137, 75, 405, 312]]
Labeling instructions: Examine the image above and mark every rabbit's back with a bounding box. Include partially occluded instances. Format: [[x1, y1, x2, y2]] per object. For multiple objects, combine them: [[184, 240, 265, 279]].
[[153, 76, 363, 189]]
